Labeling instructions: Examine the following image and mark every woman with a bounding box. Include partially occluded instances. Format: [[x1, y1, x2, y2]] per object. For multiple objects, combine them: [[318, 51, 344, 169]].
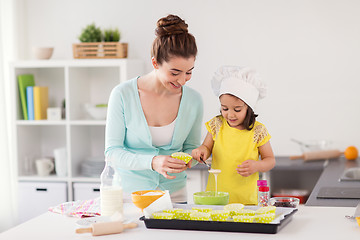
[[105, 14, 203, 203]]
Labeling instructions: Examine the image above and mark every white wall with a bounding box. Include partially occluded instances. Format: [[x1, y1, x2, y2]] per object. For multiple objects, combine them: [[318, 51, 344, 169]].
[[17, 0, 360, 155]]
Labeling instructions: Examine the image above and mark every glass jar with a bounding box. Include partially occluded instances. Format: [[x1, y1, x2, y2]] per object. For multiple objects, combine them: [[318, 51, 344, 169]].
[[258, 185, 270, 207], [100, 158, 123, 217]]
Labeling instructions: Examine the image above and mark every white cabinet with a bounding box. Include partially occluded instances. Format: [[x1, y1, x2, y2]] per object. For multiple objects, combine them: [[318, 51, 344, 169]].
[[18, 181, 67, 223], [11, 60, 143, 208], [73, 182, 100, 201]]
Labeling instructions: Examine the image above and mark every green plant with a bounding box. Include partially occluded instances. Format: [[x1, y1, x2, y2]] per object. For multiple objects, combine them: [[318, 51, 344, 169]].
[[78, 23, 102, 42], [103, 28, 121, 42]]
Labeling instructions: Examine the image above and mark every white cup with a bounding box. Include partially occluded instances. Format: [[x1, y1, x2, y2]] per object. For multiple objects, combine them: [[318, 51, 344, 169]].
[[54, 147, 67, 177], [35, 158, 54, 176]]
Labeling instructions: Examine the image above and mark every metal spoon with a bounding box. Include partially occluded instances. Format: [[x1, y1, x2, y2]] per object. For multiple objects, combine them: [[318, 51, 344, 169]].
[[200, 156, 211, 170]]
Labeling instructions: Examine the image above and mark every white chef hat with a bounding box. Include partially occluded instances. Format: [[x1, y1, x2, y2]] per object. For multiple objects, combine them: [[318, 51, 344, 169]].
[[211, 66, 267, 110]]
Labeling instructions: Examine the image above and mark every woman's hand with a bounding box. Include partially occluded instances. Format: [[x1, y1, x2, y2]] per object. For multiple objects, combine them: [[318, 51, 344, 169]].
[[191, 145, 210, 162], [236, 160, 260, 177], [152, 155, 187, 179]]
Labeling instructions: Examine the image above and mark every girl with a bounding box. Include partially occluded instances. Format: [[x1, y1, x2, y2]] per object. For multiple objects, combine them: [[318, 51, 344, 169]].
[[192, 66, 275, 204]]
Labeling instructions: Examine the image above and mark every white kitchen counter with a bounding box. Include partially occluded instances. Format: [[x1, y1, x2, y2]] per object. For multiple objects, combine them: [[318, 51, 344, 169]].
[[1, 203, 359, 240]]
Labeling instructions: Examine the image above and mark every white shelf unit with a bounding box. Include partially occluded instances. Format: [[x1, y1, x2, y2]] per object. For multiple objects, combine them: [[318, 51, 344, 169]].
[[10, 59, 144, 203]]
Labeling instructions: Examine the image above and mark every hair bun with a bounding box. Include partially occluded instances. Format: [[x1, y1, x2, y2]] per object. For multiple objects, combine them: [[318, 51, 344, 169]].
[[155, 14, 188, 37]]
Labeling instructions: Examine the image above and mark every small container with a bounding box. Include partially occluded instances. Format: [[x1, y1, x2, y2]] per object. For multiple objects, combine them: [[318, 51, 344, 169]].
[[269, 197, 300, 208], [258, 186, 270, 207], [193, 191, 229, 205], [272, 189, 309, 204], [131, 190, 165, 211], [100, 158, 123, 217], [257, 180, 269, 207]]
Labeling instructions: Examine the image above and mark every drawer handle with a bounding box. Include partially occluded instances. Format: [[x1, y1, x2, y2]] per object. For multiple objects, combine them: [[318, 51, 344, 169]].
[[93, 188, 100, 192], [36, 188, 47, 192]]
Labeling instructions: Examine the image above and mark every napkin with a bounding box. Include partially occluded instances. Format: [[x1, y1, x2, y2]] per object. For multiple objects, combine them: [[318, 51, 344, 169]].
[[48, 198, 101, 218], [143, 190, 173, 218]]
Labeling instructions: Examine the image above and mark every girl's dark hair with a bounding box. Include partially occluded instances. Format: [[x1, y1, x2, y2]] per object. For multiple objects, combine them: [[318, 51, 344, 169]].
[[243, 107, 258, 130], [151, 14, 197, 64]]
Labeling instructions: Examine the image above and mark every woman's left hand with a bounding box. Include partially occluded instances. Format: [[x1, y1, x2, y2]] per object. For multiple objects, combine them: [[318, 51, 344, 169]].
[[236, 160, 259, 177]]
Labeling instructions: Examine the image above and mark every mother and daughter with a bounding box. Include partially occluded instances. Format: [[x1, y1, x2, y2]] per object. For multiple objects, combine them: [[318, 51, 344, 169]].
[[105, 14, 275, 205]]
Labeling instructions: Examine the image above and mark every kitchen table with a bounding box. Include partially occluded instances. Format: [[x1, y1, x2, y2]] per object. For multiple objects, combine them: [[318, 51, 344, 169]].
[[1, 203, 359, 240]]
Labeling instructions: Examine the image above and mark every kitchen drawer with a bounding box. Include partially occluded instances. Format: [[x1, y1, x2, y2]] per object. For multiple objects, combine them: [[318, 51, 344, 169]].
[[73, 182, 100, 201], [18, 181, 67, 223]]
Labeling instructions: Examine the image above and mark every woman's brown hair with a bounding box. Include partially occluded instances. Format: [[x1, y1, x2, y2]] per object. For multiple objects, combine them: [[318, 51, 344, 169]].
[[151, 14, 197, 64]]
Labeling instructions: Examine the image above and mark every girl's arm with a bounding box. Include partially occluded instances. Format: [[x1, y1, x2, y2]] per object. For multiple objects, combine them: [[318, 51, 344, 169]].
[[257, 141, 276, 172], [191, 132, 214, 161], [237, 141, 275, 177]]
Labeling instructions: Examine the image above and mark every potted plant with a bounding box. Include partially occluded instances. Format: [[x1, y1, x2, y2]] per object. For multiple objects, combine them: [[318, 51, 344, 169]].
[[78, 23, 102, 42], [73, 24, 127, 59], [103, 28, 121, 42]]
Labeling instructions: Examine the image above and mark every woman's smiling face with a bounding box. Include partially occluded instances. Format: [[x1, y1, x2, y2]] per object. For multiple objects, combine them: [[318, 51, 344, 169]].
[[156, 56, 195, 93], [220, 94, 248, 129]]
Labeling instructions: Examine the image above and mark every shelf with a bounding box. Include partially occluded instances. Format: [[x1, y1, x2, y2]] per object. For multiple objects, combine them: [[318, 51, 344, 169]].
[[11, 59, 142, 68], [12, 59, 144, 209], [16, 120, 107, 126], [18, 175, 68, 182], [70, 120, 106, 125], [16, 120, 66, 126]]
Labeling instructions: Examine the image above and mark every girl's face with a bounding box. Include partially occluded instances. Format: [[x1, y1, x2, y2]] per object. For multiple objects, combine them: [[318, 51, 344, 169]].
[[154, 56, 195, 93], [220, 94, 248, 130]]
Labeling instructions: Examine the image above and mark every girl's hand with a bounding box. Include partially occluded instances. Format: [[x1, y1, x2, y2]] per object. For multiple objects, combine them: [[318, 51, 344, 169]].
[[152, 155, 187, 179], [236, 160, 259, 177], [191, 145, 210, 162]]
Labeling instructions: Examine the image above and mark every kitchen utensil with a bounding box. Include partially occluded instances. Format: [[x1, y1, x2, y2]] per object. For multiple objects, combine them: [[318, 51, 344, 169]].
[[291, 138, 312, 148], [35, 158, 54, 176], [172, 152, 211, 169], [141, 204, 298, 234], [76, 221, 137, 236], [84, 103, 108, 120], [291, 139, 332, 153], [193, 191, 229, 205], [54, 147, 67, 177], [269, 197, 300, 208], [32, 47, 54, 59], [272, 189, 309, 204], [345, 201, 360, 220], [200, 156, 211, 170], [290, 149, 342, 161], [170, 152, 192, 163], [131, 190, 165, 211]]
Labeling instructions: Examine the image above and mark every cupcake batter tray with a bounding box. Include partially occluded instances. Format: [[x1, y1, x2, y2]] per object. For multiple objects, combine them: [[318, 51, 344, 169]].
[[140, 204, 298, 234]]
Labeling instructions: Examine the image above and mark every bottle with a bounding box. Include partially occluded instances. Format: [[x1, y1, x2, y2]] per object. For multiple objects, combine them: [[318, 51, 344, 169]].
[[257, 180, 270, 207], [100, 158, 123, 217]]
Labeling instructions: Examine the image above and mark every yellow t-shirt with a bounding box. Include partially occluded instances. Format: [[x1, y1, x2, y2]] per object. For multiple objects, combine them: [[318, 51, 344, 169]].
[[205, 115, 271, 204]]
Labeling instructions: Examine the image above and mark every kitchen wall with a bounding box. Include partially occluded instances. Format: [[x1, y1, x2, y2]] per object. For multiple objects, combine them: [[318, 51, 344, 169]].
[[15, 0, 360, 155]]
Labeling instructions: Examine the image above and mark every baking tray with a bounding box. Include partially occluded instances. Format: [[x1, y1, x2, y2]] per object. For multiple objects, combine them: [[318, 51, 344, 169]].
[[140, 204, 298, 234]]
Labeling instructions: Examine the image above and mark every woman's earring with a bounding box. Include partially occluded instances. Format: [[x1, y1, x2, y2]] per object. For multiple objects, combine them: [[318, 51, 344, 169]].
[[152, 58, 158, 69]]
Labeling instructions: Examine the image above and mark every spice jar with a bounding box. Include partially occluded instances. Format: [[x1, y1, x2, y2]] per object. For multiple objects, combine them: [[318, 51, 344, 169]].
[[257, 180, 269, 207]]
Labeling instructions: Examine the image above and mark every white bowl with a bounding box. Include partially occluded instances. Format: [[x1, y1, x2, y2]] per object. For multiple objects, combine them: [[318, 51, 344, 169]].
[[33, 47, 54, 59], [84, 104, 107, 120], [292, 139, 332, 153]]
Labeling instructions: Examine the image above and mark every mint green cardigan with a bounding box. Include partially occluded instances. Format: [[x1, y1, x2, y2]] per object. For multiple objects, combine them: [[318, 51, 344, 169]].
[[105, 77, 203, 194]]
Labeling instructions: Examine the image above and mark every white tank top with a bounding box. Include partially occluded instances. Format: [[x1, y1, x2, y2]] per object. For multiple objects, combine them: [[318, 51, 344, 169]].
[[148, 118, 177, 147]]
